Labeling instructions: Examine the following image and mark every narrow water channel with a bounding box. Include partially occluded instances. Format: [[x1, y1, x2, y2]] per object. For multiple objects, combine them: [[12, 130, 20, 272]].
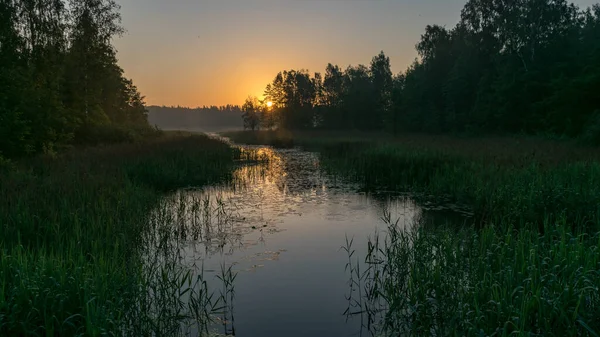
[[151, 144, 469, 336]]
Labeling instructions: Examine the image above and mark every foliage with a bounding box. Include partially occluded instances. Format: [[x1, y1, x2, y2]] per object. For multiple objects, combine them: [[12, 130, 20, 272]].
[[0, 0, 151, 158], [241, 96, 262, 131], [263, 69, 321, 130]]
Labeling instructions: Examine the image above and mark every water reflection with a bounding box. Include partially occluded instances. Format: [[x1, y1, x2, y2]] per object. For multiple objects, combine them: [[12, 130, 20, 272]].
[[151, 145, 469, 336]]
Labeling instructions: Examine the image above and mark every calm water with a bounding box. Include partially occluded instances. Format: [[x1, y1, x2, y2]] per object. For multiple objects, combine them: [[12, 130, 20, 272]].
[[153, 143, 470, 336]]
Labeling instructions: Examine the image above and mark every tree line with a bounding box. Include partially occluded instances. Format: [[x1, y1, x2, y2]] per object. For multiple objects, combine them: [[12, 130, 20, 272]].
[[147, 105, 243, 131], [243, 0, 600, 142], [0, 0, 151, 158]]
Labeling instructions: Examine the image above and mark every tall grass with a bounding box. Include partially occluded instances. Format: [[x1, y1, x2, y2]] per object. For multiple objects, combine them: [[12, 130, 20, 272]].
[[0, 133, 239, 335], [318, 144, 600, 229], [345, 216, 600, 336], [321, 138, 600, 335]]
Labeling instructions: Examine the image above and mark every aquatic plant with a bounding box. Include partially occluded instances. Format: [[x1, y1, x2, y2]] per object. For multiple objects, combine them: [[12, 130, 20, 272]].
[[345, 213, 600, 336], [0, 134, 239, 335]]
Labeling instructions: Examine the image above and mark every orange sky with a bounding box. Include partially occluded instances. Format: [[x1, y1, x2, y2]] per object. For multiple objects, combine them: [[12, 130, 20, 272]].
[[112, 0, 598, 107]]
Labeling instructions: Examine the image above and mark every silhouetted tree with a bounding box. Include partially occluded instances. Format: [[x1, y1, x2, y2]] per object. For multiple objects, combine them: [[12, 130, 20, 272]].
[[147, 105, 242, 131], [370, 51, 393, 132], [242, 96, 261, 131], [321, 63, 344, 129], [342, 64, 376, 130], [244, 0, 599, 141]]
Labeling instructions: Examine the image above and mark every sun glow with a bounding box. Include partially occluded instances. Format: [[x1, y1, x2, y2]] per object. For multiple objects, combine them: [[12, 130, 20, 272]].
[[267, 101, 273, 108]]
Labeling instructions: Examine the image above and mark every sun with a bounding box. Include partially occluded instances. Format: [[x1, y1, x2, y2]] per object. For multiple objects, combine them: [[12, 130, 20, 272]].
[[266, 101, 273, 108]]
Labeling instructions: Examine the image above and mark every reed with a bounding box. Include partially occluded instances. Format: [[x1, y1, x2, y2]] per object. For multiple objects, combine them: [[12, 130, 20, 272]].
[[0, 134, 239, 336], [345, 215, 600, 336]]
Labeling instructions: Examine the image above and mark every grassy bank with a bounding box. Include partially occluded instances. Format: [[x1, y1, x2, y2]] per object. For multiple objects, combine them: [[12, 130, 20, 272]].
[[0, 133, 238, 335], [226, 130, 600, 335]]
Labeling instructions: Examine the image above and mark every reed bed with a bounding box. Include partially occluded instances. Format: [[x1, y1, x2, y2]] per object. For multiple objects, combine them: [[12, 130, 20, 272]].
[[344, 216, 600, 336], [0, 134, 239, 336]]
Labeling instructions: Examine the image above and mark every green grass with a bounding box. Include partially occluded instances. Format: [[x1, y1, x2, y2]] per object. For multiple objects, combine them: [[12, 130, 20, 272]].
[[327, 137, 600, 336], [319, 144, 600, 229], [0, 133, 239, 336], [345, 218, 600, 336]]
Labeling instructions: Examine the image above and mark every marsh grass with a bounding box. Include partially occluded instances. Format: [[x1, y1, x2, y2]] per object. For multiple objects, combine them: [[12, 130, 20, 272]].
[[318, 134, 600, 334], [0, 134, 240, 336], [345, 215, 600, 336], [136, 192, 239, 336], [319, 144, 600, 229]]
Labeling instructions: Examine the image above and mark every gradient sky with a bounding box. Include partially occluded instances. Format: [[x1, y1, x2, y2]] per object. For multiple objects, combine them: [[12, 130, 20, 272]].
[[113, 0, 598, 107]]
